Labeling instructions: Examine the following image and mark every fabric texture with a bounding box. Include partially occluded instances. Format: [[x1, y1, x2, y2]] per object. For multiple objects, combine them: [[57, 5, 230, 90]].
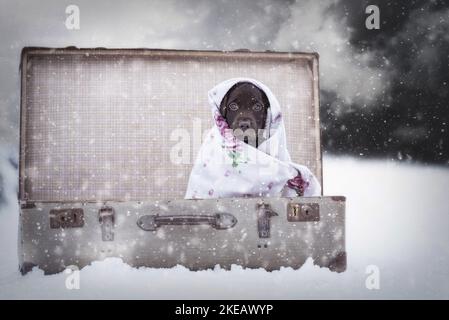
[[185, 77, 321, 199]]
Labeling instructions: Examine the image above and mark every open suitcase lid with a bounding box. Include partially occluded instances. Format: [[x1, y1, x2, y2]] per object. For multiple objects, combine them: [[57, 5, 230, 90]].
[[19, 48, 322, 202]]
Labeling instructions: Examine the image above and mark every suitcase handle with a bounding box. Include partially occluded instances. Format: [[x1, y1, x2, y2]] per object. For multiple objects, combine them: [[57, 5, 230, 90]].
[[136, 213, 237, 231]]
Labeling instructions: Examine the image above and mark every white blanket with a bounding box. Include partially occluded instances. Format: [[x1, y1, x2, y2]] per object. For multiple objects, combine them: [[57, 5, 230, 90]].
[[185, 78, 321, 199]]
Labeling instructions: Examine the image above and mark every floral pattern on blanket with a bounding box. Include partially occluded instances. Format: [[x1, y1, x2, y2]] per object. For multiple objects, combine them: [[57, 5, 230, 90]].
[[286, 171, 310, 196], [214, 111, 247, 168]]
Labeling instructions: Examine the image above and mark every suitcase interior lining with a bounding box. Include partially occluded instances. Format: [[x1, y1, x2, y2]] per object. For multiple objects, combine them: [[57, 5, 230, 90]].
[[20, 49, 321, 201]]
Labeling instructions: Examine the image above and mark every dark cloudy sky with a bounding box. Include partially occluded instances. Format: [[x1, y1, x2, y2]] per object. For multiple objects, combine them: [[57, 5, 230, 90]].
[[0, 0, 448, 164]]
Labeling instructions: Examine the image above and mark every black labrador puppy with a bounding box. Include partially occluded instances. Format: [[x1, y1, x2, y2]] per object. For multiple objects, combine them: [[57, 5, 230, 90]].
[[219, 82, 270, 147]]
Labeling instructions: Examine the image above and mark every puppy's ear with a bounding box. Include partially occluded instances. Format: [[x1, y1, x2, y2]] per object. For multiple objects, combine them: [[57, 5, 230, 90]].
[[260, 90, 270, 128], [261, 90, 270, 110], [219, 94, 228, 118]]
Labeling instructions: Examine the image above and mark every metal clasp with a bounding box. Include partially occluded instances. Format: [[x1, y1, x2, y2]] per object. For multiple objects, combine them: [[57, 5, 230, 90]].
[[50, 208, 84, 229], [287, 203, 320, 222], [99, 206, 115, 241], [256, 203, 278, 238]]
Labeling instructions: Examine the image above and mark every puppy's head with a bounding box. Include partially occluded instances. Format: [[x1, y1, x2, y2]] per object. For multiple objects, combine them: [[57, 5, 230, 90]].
[[219, 82, 269, 141]]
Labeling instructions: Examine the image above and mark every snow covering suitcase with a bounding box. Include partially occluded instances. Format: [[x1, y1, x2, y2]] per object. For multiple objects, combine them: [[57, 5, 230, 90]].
[[18, 47, 346, 274]]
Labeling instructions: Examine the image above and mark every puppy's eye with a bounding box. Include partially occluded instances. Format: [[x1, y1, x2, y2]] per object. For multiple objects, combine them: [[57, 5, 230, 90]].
[[252, 103, 263, 112], [228, 103, 239, 111]]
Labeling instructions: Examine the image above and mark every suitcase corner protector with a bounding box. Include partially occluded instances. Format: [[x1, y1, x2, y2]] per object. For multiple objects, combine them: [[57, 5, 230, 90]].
[[19, 261, 37, 275], [328, 251, 347, 273], [331, 196, 346, 202]]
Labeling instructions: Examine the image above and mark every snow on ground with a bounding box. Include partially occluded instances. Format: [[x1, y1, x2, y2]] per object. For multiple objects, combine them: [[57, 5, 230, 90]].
[[0, 149, 448, 299]]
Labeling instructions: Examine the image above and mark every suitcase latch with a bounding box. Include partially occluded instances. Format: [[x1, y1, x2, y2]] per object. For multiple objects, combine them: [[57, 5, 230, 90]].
[[99, 206, 115, 241], [287, 203, 320, 222], [50, 208, 84, 229], [256, 203, 278, 238]]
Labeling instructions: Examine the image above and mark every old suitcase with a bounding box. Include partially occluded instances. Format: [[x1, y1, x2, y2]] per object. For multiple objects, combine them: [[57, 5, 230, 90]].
[[18, 47, 346, 274]]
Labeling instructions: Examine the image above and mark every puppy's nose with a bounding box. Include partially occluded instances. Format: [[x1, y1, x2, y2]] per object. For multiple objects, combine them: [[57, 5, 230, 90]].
[[238, 119, 252, 131]]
